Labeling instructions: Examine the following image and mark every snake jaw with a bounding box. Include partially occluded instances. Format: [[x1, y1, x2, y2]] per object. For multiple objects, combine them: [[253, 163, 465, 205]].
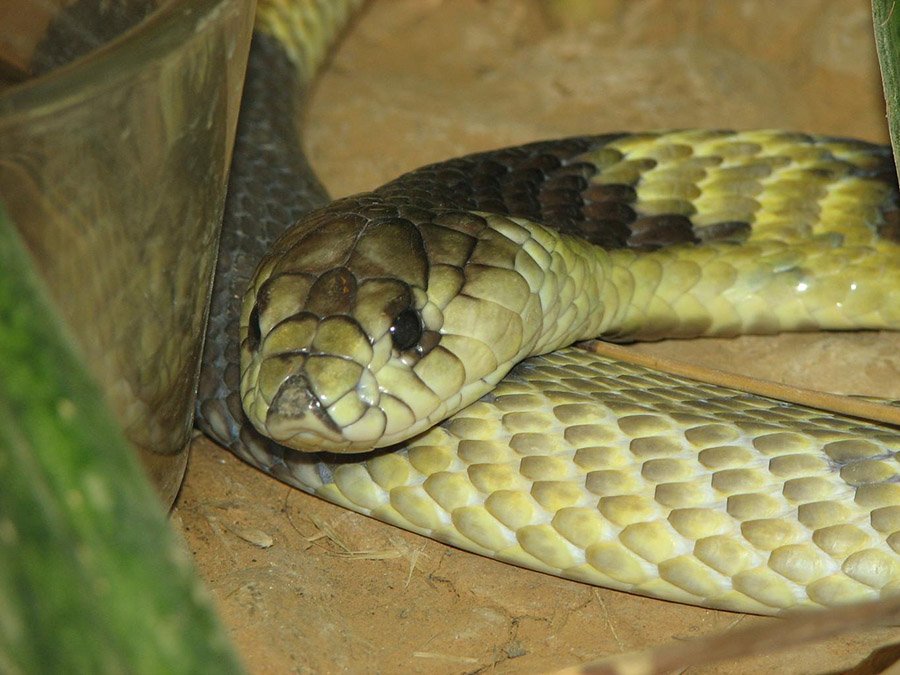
[[264, 372, 344, 446], [243, 345, 390, 452]]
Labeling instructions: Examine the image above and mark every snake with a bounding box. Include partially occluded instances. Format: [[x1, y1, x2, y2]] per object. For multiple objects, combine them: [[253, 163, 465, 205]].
[[195, 0, 900, 616]]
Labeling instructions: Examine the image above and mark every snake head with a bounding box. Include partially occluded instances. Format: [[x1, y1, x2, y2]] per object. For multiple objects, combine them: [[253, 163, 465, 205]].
[[239, 199, 547, 453]]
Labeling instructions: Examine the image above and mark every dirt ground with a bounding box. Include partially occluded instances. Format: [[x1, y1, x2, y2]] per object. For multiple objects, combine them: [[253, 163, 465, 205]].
[[172, 1, 900, 672]]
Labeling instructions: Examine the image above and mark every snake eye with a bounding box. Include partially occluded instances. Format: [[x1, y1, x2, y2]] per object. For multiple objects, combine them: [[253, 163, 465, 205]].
[[389, 308, 422, 351]]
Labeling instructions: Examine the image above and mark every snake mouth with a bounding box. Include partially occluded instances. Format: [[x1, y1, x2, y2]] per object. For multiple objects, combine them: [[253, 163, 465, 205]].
[[265, 372, 344, 446], [248, 350, 396, 453]]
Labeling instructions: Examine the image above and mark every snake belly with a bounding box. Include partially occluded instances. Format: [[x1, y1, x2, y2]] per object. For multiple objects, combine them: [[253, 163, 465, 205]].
[[197, 1, 900, 615]]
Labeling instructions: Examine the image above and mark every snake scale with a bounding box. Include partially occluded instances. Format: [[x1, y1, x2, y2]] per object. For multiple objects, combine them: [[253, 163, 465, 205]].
[[196, 0, 900, 615]]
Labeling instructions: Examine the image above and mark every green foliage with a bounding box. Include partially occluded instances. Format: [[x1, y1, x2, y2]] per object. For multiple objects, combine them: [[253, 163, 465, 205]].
[[873, 0, 900, 176], [0, 206, 244, 674]]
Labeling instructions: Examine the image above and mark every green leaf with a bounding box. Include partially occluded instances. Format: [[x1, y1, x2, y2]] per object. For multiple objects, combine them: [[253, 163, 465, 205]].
[[0, 204, 244, 674], [873, 0, 900, 177]]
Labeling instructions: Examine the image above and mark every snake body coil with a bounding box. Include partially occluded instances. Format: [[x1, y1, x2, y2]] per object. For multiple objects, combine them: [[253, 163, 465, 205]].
[[197, 1, 900, 614]]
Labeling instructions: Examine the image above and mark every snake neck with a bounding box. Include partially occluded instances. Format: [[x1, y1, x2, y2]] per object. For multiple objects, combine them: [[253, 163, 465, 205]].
[[462, 212, 618, 360]]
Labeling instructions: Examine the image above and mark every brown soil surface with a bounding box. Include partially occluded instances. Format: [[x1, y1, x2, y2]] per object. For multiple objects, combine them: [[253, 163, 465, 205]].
[[173, 1, 900, 672]]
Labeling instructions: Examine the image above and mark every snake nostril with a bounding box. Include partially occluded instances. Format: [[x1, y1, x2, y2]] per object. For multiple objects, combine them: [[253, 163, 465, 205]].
[[389, 308, 423, 351], [247, 303, 262, 350]]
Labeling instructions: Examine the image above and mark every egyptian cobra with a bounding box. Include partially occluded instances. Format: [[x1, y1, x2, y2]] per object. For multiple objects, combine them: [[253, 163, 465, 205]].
[[195, 0, 900, 615]]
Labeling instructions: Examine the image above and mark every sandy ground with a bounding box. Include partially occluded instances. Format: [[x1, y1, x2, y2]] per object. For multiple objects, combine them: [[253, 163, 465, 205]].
[[172, 1, 900, 672]]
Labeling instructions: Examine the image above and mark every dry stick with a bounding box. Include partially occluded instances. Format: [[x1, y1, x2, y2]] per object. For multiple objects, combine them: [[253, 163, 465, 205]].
[[585, 341, 900, 426], [552, 596, 900, 675]]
